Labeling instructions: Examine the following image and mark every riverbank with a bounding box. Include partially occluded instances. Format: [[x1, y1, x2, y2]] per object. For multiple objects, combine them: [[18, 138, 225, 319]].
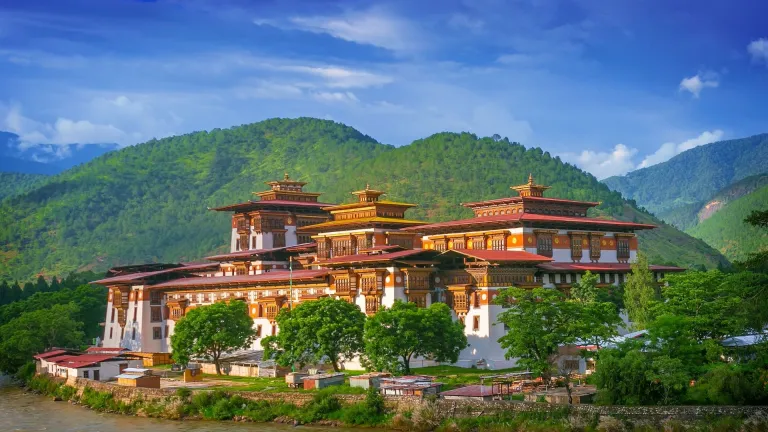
[[21, 374, 768, 431]]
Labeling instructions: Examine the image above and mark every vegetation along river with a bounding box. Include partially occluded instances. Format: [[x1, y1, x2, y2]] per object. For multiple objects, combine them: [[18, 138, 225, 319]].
[[0, 385, 358, 432]]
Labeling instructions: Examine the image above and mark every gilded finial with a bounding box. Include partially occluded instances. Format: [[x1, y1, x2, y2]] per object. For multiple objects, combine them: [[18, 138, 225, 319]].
[[284, 172, 290, 180], [366, 183, 370, 190], [528, 173, 534, 184]]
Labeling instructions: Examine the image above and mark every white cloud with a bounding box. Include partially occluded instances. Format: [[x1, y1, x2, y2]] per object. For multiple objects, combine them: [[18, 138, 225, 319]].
[[312, 91, 359, 104], [748, 38, 768, 65], [234, 82, 304, 99], [679, 72, 719, 98], [447, 14, 484, 32], [560, 144, 638, 179], [280, 65, 392, 88], [638, 130, 724, 168], [288, 7, 419, 53]]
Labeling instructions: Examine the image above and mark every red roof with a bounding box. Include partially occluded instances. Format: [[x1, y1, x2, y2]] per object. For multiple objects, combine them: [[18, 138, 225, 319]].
[[519, 213, 656, 229], [401, 212, 655, 233], [400, 213, 524, 232], [54, 354, 123, 369], [462, 196, 599, 208], [151, 269, 330, 288], [85, 347, 127, 353], [206, 244, 314, 261], [441, 385, 494, 397], [444, 249, 553, 262], [538, 262, 685, 272], [211, 200, 333, 211], [315, 249, 437, 265], [33, 349, 69, 360], [92, 263, 217, 285]]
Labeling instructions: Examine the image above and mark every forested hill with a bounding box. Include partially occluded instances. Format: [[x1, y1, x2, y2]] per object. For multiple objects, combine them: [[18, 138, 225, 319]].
[[687, 184, 768, 262], [603, 133, 768, 215], [0, 173, 48, 201], [0, 118, 727, 281]]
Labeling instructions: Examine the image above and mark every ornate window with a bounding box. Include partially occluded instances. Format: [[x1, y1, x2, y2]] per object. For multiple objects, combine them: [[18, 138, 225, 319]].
[[150, 307, 162, 322], [536, 234, 553, 257], [471, 237, 486, 250], [334, 278, 350, 295], [153, 327, 162, 340], [570, 236, 583, 261], [273, 232, 286, 248], [365, 296, 380, 315], [434, 239, 447, 252], [332, 238, 352, 257], [452, 238, 465, 249], [590, 236, 601, 260], [389, 236, 413, 249], [490, 236, 505, 251], [617, 238, 630, 260]]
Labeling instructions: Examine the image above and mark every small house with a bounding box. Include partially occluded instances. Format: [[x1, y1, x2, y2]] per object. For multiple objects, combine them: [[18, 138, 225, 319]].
[[379, 376, 442, 397], [302, 373, 345, 390], [46, 353, 143, 382], [116, 368, 161, 388], [286, 372, 308, 388], [349, 372, 391, 390], [441, 385, 495, 401]]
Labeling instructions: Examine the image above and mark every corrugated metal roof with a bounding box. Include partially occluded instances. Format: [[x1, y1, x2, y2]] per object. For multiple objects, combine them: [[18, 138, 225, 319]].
[[445, 249, 553, 262], [440, 385, 494, 397]]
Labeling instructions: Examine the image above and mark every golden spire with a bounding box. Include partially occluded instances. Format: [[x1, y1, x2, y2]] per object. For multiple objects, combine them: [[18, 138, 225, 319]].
[[511, 173, 550, 198], [284, 172, 290, 180]]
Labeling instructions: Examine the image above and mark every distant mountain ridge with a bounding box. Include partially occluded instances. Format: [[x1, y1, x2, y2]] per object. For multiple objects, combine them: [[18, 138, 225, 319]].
[[687, 184, 768, 262], [603, 133, 768, 216], [0, 117, 728, 281], [659, 174, 768, 231], [0, 131, 118, 175]]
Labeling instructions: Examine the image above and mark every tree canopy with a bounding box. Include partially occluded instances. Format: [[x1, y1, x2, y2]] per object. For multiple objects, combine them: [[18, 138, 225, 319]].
[[171, 300, 256, 374], [495, 286, 620, 382], [262, 297, 366, 371], [363, 301, 467, 375]]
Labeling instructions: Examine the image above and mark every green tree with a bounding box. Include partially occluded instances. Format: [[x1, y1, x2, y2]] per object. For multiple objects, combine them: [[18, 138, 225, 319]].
[[646, 355, 690, 405], [571, 270, 598, 303], [262, 297, 366, 371], [170, 300, 256, 374], [363, 301, 467, 375], [623, 253, 660, 329], [0, 303, 85, 373], [495, 287, 620, 382], [593, 341, 658, 405], [737, 209, 768, 273]]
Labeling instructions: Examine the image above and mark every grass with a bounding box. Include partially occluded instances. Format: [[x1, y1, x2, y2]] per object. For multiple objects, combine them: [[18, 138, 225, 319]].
[[194, 365, 523, 394], [411, 365, 525, 390]]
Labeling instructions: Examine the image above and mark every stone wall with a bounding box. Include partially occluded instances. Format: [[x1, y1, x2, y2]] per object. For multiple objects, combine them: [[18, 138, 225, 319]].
[[64, 377, 768, 421]]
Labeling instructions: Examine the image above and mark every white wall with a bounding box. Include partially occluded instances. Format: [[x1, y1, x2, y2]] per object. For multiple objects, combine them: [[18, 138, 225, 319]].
[[66, 359, 143, 381]]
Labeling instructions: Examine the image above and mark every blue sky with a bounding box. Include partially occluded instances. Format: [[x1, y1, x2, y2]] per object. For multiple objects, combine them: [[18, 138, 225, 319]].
[[1, 0, 767, 178]]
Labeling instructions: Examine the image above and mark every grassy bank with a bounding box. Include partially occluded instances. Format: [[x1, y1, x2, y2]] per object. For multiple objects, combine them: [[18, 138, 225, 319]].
[[20, 373, 768, 431]]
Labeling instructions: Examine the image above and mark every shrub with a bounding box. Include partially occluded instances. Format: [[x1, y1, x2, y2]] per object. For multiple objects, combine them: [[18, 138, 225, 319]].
[[14, 362, 36, 382], [175, 387, 192, 399]]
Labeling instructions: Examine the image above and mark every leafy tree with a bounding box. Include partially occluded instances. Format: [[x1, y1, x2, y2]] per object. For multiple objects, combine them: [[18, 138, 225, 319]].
[[655, 271, 748, 342], [363, 301, 467, 375], [745, 209, 768, 228], [623, 253, 659, 329], [593, 341, 658, 405], [0, 303, 84, 373], [646, 355, 690, 405], [736, 208, 768, 273], [171, 300, 256, 374], [262, 297, 366, 371], [571, 270, 598, 303], [495, 287, 620, 382]]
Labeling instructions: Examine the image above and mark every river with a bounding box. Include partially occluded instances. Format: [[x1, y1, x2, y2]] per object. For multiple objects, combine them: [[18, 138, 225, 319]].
[[0, 386, 355, 432]]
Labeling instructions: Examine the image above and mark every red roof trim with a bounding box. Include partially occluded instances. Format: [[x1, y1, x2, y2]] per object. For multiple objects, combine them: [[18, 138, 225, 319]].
[[401, 213, 655, 232], [444, 249, 553, 262], [33, 349, 69, 360], [211, 200, 333, 211], [92, 264, 214, 285], [206, 244, 315, 261], [315, 249, 435, 265], [519, 214, 656, 228], [151, 269, 330, 289], [538, 263, 685, 272], [53, 354, 123, 368]]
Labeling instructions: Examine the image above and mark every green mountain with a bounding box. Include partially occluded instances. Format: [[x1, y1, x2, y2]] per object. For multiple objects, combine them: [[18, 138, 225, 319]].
[[603, 133, 768, 216], [659, 174, 768, 231], [0, 173, 49, 201], [687, 185, 768, 262], [0, 118, 728, 281]]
